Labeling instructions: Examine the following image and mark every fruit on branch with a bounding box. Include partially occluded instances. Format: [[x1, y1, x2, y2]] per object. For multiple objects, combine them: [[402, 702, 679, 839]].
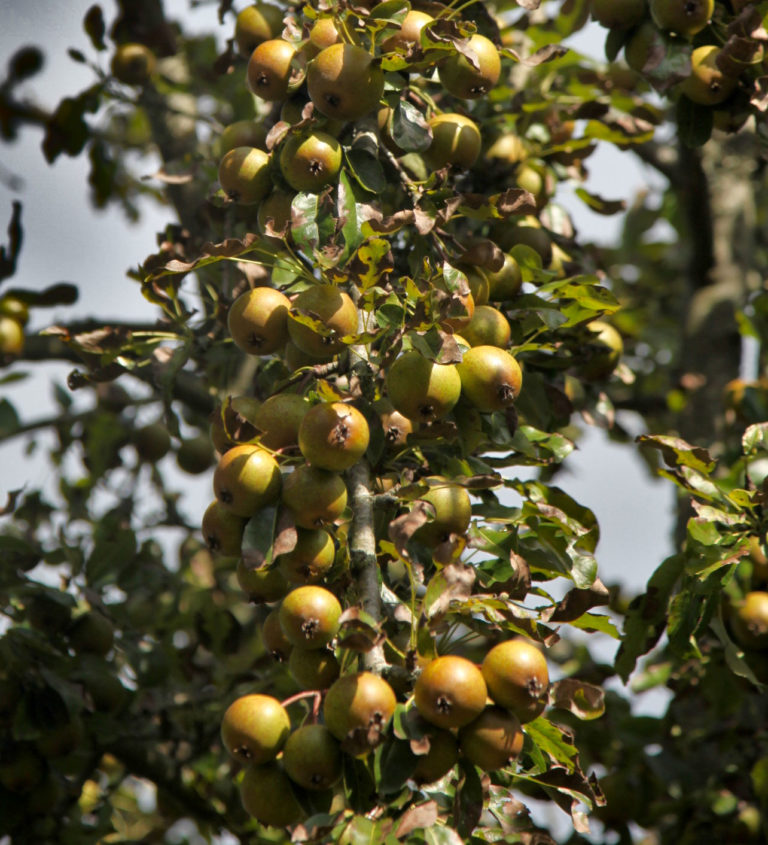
[[282, 465, 348, 528], [481, 639, 549, 723], [516, 162, 550, 210], [278, 584, 342, 648], [201, 500, 246, 557], [0, 315, 24, 355], [414, 655, 488, 729], [0, 295, 29, 326], [486, 253, 522, 301], [221, 693, 291, 763], [277, 527, 335, 584], [132, 422, 171, 462], [283, 339, 335, 370], [425, 113, 482, 170], [288, 645, 340, 688], [729, 591, 768, 650], [412, 728, 459, 784], [381, 10, 433, 52], [227, 286, 291, 356], [237, 560, 290, 603], [323, 671, 397, 754], [282, 724, 343, 789], [246, 39, 302, 101], [216, 120, 268, 157], [298, 402, 370, 471], [287, 284, 358, 357], [307, 43, 384, 121], [210, 396, 263, 454], [239, 762, 305, 826], [177, 435, 215, 474], [252, 393, 308, 450], [213, 443, 281, 517], [438, 34, 501, 99], [493, 216, 553, 266], [624, 21, 659, 74], [462, 305, 512, 348], [485, 132, 527, 167], [580, 320, 623, 380], [748, 536, 768, 582], [464, 267, 490, 307], [234, 3, 285, 56], [414, 477, 472, 547], [458, 706, 524, 771], [590, 0, 647, 29], [386, 350, 462, 424], [67, 610, 114, 656], [263, 607, 293, 660], [679, 45, 737, 106], [110, 43, 156, 85], [457, 345, 523, 412], [279, 130, 343, 193], [218, 146, 272, 205], [649, 0, 713, 37], [258, 189, 295, 235], [374, 398, 414, 449], [307, 18, 341, 54]]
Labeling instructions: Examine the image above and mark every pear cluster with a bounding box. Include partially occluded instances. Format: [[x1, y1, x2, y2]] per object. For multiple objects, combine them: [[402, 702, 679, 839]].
[[195, 0, 611, 830], [592, 0, 763, 127]]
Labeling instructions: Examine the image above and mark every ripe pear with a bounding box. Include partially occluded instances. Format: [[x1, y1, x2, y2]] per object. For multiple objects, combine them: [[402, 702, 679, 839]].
[[307, 43, 384, 120], [213, 444, 281, 517]]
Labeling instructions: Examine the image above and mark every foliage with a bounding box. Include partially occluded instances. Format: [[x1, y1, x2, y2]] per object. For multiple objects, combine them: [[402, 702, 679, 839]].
[[1, 0, 768, 843]]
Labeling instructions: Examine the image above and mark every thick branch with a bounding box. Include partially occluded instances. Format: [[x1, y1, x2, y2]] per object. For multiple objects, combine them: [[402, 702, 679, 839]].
[[346, 459, 387, 674]]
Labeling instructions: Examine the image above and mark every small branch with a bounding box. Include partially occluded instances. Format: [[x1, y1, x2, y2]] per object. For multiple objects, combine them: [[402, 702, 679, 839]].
[[346, 459, 387, 674]]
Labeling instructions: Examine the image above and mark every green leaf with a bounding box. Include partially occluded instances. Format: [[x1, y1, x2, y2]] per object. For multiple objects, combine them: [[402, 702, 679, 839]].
[[524, 718, 578, 770], [392, 101, 432, 152], [615, 554, 685, 682], [345, 149, 387, 194], [637, 434, 716, 475], [83, 5, 106, 50], [0, 398, 20, 436], [291, 192, 320, 254]]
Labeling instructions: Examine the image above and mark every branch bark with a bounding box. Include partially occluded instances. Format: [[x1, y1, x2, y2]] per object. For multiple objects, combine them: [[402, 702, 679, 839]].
[[346, 458, 387, 674]]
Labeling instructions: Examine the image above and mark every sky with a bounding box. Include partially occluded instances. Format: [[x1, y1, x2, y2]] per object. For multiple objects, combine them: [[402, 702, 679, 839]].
[[0, 2, 674, 597]]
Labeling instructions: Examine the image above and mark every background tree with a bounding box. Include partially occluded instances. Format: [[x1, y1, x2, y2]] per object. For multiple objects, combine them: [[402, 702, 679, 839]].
[[1, 1, 768, 843]]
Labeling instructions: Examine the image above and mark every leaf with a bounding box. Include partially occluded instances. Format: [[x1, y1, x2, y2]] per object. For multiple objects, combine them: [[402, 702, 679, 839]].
[[345, 149, 387, 194], [423, 563, 476, 619], [8, 47, 44, 83], [573, 188, 626, 216], [615, 554, 685, 682], [395, 800, 439, 838], [546, 579, 610, 623], [743, 422, 768, 454], [549, 679, 605, 720], [391, 100, 432, 152], [377, 735, 418, 794], [241, 505, 280, 567], [455, 762, 486, 839], [0, 201, 23, 283], [83, 5, 106, 50], [524, 718, 578, 770], [637, 434, 716, 475]]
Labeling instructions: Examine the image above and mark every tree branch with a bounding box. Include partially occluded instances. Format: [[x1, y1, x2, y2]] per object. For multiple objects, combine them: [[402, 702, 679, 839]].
[[346, 459, 387, 674]]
